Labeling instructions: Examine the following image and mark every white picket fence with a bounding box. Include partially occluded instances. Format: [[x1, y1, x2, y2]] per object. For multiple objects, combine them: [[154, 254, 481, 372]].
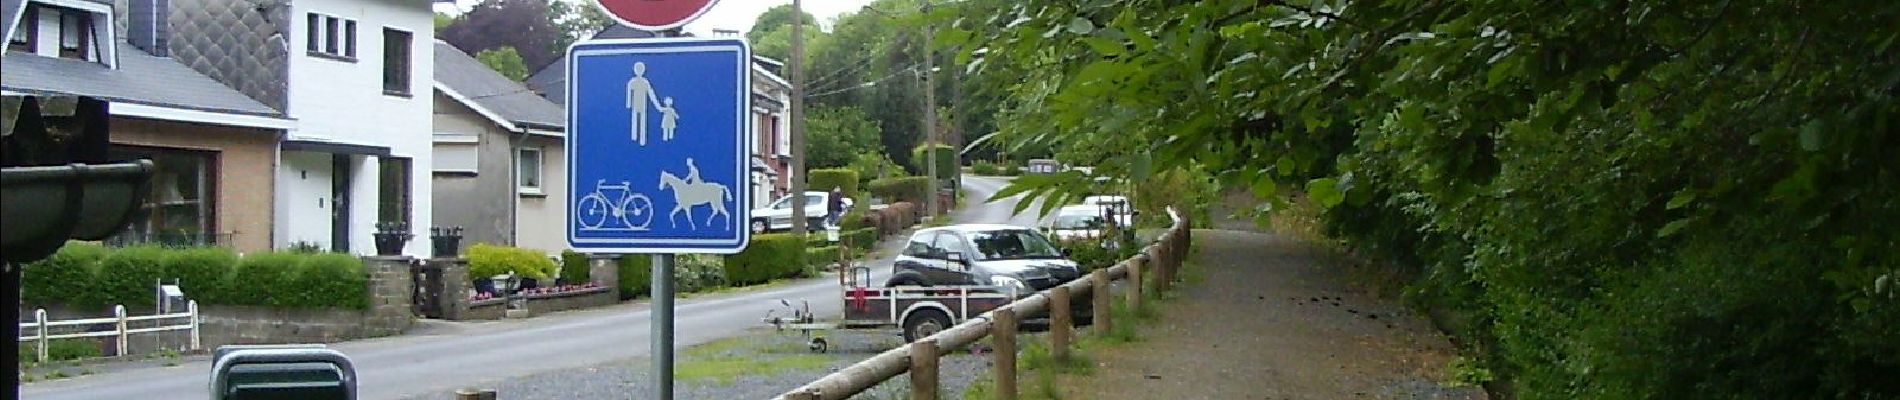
[[16, 301, 200, 362]]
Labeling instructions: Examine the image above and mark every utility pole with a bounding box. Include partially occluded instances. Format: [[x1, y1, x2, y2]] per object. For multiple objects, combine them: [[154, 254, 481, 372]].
[[921, 0, 938, 216], [788, 0, 809, 234]]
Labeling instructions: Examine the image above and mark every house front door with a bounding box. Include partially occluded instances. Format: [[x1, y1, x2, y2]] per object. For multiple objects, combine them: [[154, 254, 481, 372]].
[[331, 154, 351, 253]]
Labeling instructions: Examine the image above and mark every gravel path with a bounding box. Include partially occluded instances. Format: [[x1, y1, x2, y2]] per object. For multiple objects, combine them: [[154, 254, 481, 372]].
[[400, 328, 994, 400], [1048, 229, 1486, 400]]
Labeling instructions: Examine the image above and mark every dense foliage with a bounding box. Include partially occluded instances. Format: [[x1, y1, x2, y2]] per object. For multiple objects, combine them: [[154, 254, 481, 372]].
[[807, 169, 862, 199], [467, 244, 558, 280], [805, 106, 884, 168], [723, 234, 809, 286], [21, 243, 369, 310], [947, 0, 1900, 397], [869, 176, 933, 204]]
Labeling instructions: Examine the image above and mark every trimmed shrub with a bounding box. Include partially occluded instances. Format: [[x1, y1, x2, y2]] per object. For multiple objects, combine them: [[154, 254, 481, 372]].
[[467, 244, 557, 280], [909, 144, 958, 176], [806, 246, 840, 275], [1002, 163, 1023, 176], [845, 228, 877, 250], [94, 246, 169, 310], [870, 176, 932, 205], [675, 254, 727, 292], [22, 242, 109, 308], [971, 160, 1000, 175], [559, 250, 591, 284], [724, 234, 806, 286], [616, 255, 652, 300], [227, 252, 301, 307], [285, 253, 369, 309], [161, 247, 238, 305], [807, 169, 861, 199]]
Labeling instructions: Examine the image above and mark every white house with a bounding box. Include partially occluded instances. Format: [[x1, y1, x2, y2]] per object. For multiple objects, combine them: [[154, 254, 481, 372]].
[[272, 0, 436, 255]]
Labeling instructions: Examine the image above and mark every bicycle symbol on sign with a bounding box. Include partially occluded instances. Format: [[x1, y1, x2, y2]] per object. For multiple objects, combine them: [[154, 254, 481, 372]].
[[576, 179, 656, 231]]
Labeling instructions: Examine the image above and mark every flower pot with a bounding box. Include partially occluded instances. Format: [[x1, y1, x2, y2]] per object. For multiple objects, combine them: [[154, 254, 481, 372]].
[[372, 233, 411, 256], [430, 226, 464, 258]]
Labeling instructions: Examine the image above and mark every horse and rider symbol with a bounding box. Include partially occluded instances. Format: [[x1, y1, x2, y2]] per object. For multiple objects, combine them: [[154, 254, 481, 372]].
[[575, 62, 734, 233]]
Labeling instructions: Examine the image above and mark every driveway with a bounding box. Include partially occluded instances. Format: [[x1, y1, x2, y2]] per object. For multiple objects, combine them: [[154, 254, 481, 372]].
[[19, 176, 1041, 400]]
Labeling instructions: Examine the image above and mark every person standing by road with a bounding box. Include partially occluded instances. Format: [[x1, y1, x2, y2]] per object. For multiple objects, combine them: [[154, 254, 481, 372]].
[[826, 186, 846, 228]]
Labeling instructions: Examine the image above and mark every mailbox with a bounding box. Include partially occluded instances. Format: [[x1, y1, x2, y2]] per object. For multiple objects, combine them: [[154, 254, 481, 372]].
[[209, 344, 357, 400]]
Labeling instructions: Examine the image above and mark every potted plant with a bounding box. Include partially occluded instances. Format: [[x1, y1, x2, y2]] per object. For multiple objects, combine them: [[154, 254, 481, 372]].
[[430, 226, 464, 258], [373, 221, 412, 256]]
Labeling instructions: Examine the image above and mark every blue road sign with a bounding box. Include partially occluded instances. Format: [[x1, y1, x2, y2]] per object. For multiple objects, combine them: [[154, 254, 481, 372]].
[[566, 38, 751, 254]]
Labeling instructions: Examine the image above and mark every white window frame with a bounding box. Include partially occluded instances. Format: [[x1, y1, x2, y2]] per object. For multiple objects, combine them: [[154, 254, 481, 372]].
[[517, 147, 543, 195], [304, 12, 356, 61]]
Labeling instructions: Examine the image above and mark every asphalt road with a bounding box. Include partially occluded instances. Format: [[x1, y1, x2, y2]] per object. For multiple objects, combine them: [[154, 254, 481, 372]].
[[19, 175, 1040, 400]]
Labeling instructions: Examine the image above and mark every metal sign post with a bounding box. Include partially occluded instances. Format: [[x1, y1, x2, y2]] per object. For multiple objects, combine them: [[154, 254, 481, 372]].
[[565, 36, 751, 400]]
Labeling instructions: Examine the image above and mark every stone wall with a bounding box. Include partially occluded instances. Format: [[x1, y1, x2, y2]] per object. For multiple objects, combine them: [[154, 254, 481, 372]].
[[197, 256, 414, 348], [459, 288, 616, 320]]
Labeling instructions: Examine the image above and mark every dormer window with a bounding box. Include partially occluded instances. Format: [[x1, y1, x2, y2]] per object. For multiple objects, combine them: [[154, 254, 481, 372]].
[[9, 4, 101, 61], [57, 8, 90, 60], [6, 8, 32, 53]]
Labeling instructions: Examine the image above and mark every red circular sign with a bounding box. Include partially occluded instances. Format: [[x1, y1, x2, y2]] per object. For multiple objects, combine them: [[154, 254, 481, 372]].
[[592, 0, 720, 31]]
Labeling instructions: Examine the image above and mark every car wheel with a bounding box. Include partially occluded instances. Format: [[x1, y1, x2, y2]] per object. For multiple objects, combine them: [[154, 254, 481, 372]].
[[902, 309, 953, 343], [750, 219, 768, 233]]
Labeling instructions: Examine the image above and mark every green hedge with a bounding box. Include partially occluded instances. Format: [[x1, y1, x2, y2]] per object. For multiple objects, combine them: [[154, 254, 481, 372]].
[[971, 160, 1000, 175], [559, 250, 591, 283], [467, 244, 557, 280], [808, 169, 861, 199], [94, 246, 169, 310], [724, 234, 806, 286], [616, 255, 652, 300], [870, 176, 932, 205], [285, 253, 371, 309], [22, 242, 108, 308], [1002, 163, 1023, 176], [910, 144, 958, 176], [20, 243, 368, 310]]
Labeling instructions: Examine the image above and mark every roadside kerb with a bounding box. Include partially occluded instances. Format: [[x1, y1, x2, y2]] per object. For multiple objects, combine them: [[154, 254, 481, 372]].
[[775, 206, 1192, 400]]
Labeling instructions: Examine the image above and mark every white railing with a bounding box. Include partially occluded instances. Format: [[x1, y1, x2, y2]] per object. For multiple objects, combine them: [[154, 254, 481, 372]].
[[16, 301, 200, 362]]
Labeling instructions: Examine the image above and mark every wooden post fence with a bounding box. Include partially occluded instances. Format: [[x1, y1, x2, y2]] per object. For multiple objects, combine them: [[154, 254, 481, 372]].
[[910, 339, 939, 400], [1091, 270, 1112, 336], [770, 206, 1192, 400], [992, 307, 1019, 400], [1126, 257, 1144, 312], [1050, 286, 1072, 363]]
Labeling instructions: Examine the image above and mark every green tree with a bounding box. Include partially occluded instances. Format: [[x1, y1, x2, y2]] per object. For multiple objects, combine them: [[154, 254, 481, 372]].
[[948, 0, 1900, 398], [475, 47, 530, 81], [549, 0, 612, 53], [746, 4, 816, 44], [805, 106, 881, 168], [434, 12, 456, 34]]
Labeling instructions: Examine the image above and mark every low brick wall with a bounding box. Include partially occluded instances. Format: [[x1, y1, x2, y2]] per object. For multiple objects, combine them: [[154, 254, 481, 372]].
[[458, 288, 616, 320]]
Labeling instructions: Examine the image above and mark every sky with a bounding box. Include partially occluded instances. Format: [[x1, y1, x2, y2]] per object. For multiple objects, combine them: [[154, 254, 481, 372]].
[[434, 0, 878, 35]]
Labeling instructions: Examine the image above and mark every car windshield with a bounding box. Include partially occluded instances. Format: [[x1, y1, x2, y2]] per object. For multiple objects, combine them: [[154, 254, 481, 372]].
[[969, 229, 1064, 260], [1052, 214, 1103, 230]]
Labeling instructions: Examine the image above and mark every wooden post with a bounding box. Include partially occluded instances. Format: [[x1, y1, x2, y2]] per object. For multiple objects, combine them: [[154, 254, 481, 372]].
[[1091, 271, 1111, 335], [1155, 238, 1173, 293], [910, 339, 940, 400], [1126, 259, 1143, 312], [783, 389, 821, 400], [35, 309, 48, 362], [1050, 286, 1072, 364], [114, 305, 128, 356], [992, 307, 1018, 400]]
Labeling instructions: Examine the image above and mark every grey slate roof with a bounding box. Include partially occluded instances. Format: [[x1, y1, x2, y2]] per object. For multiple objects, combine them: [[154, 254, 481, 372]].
[[2, 0, 24, 45], [434, 41, 565, 130], [2, 43, 284, 118], [525, 25, 662, 106]]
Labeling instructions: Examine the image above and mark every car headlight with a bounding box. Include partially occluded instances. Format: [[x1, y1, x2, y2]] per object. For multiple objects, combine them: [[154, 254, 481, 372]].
[[990, 275, 1031, 296]]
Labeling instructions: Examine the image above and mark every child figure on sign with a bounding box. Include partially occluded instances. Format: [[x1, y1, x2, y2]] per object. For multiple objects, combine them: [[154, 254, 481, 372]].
[[659, 97, 680, 141]]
